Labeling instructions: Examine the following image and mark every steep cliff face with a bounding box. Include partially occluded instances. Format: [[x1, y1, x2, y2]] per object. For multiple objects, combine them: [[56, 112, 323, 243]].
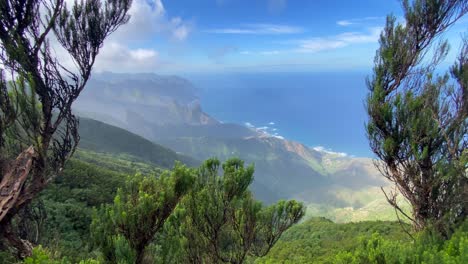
[[74, 72, 218, 127]]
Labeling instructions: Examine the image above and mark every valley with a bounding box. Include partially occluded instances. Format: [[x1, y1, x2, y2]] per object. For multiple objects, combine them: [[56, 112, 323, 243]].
[[74, 72, 398, 221]]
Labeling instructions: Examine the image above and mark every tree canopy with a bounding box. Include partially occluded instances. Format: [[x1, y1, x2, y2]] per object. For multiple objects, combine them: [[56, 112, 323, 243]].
[[0, 0, 132, 256], [366, 0, 467, 234]]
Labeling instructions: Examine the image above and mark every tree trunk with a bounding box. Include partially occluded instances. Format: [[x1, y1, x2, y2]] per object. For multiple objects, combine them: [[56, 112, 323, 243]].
[[0, 146, 35, 224], [0, 222, 34, 258], [0, 147, 36, 258], [135, 248, 145, 264]]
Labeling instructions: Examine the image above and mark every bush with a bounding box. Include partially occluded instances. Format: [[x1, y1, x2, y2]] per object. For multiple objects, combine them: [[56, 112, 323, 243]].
[[334, 222, 468, 264], [23, 246, 101, 264]]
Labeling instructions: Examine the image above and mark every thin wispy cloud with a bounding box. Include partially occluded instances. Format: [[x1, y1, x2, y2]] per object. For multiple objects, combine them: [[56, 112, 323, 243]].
[[260, 50, 281, 55], [244, 122, 284, 140], [296, 27, 382, 53], [239, 50, 283, 56], [205, 24, 304, 35], [313, 146, 348, 157], [336, 16, 383, 26], [244, 122, 255, 128]]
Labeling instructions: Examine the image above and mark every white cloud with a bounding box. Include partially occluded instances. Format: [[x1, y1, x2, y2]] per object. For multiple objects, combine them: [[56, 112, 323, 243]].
[[93, 43, 160, 72], [244, 122, 285, 140], [296, 27, 382, 53], [205, 23, 303, 35], [86, 0, 191, 72], [313, 146, 348, 157], [239, 50, 284, 56], [50, 0, 191, 73], [112, 0, 192, 42], [244, 122, 255, 128], [298, 39, 347, 53], [269, 122, 275, 125], [170, 17, 190, 41], [337, 20, 353, 26], [336, 17, 383, 27]]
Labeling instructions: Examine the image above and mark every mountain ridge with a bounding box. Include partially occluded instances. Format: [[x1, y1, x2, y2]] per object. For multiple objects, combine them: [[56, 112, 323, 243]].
[[75, 72, 392, 210]]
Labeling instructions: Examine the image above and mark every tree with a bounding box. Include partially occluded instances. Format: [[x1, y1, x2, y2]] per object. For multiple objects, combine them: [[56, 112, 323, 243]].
[[366, 0, 467, 234], [160, 158, 305, 264], [0, 0, 132, 256], [91, 164, 195, 264]]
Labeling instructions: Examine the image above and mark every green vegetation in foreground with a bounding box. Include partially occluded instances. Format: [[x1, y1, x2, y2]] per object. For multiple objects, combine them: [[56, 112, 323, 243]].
[[256, 217, 409, 263], [256, 218, 468, 264], [90, 158, 304, 263], [2, 150, 305, 263], [1, 147, 466, 263]]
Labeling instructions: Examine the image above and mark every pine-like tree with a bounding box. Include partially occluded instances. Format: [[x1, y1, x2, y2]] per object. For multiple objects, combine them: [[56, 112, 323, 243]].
[[366, 0, 467, 234], [160, 158, 305, 264], [0, 0, 132, 256], [91, 164, 195, 264]]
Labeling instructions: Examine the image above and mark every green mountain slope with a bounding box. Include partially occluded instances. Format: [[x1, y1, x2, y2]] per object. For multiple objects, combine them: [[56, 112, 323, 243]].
[[256, 217, 410, 264], [78, 118, 199, 168]]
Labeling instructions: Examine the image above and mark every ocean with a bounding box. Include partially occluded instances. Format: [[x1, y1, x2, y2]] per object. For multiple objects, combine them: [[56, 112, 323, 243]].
[[186, 71, 373, 157]]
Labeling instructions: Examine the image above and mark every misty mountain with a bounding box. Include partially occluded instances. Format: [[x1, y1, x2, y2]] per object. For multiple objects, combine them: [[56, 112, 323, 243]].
[[75, 72, 218, 129], [75, 72, 389, 206]]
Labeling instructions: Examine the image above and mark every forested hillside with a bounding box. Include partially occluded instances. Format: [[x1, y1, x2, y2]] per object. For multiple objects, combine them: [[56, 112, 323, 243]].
[[78, 118, 199, 168], [1, 151, 466, 263]]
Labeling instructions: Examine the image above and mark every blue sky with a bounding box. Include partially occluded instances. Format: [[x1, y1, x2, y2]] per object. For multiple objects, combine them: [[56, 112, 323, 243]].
[[90, 0, 466, 73]]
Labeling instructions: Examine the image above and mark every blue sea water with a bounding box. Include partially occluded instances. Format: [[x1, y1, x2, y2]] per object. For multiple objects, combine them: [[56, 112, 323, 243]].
[[186, 71, 373, 157]]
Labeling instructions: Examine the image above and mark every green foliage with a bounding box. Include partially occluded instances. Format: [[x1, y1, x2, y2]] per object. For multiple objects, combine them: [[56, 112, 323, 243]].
[[366, 0, 467, 233], [0, 251, 17, 264], [256, 217, 410, 264], [36, 158, 127, 261], [91, 163, 195, 263], [0, 0, 132, 257], [2, 152, 133, 262], [334, 221, 468, 264], [22, 246, 100, 264], [159, 158, 305, 264], [3, 150, 465, 264], [78, 118, 198, 169]]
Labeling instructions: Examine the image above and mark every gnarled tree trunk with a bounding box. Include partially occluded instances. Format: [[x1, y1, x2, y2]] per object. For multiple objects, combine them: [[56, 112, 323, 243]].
[[0, 146, 36, 222], [0, 146, 36, 257]]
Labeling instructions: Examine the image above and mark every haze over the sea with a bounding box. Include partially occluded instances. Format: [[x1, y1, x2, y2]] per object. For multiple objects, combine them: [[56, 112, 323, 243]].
[[188, 71, 371, 157]]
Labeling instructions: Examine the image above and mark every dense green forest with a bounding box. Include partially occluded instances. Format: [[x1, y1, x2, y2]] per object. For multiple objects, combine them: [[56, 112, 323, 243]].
[[0, 150, 466, 263], [1, 150, 468, 263]]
